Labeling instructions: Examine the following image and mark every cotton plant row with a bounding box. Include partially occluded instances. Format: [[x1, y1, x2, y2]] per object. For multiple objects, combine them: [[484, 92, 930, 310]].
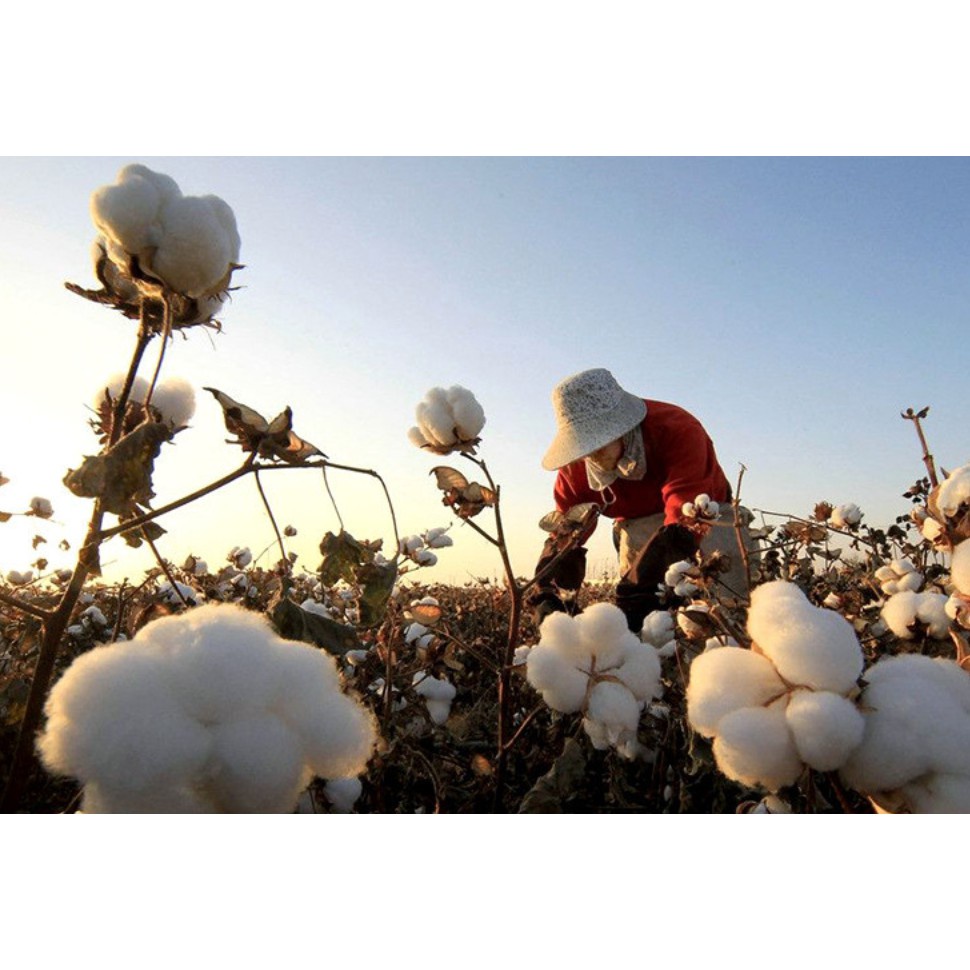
[[39, 604, 377, 813]]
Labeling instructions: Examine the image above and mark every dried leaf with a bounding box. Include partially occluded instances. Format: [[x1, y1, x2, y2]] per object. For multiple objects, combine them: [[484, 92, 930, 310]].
[[63, 421, 172, 516], [269, 592, 361, 657], [357, 561, 397, 628], [430, 466, 469, 491], [205, 387, 326, 464], [319, 531, 366, 586], [0, 512, 11, 523]]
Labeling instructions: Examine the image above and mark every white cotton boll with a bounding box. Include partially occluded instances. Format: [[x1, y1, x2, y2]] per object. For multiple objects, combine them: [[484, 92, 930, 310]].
[[324, 776, 363, 813], [881, 590, 921, 639], [614, 638, 662, 702], [586, 680, 641, 736], [536, 610, 590, 669], [445, 385, 486, 439], [829, 503, 862, 528], [840, 656, 970, 794], [158, 581, 201, 605], [677, 602, 711, 638], [91, 166, 173, 256], [293, 687, 378, 780], [785, 690, 865, 771], [6, 570, 33, 586], [713, 705, 803, 791], [951, 541, 970, 595], [29, 496, 54, 518], [640, 610, 675, 648], [149, 378, 196, 428], [207, 714, 308, 813], [153, 196, 236, 297], [896, 571, 923, 593], [427, 533, 453, 549], [576, 602, 635, 671], [904, 773, 970, 813], [416, 398, 458, 446], [81, 606, 107, 627], [916, 593, 951, 638], [413, 673, 457, 724], [415, 549, 438, 566], [405, 622, 430, 644], [38, 643, 211, 793], [704, 636, 738, 650], [748, 581, 863, 693], [937, 464, 970, 517], [513, 645, 532, 667], [686, 647, 787, 738], [100, 374, 149, 408], [300, 599, 331, 618], [681, 502, 695, 518], [526, 642, 589, 713], [407, 425, 430, 448]]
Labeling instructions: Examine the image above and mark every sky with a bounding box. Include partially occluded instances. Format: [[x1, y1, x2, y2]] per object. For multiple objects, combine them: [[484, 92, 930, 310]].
[[2, 156, 969, 588]]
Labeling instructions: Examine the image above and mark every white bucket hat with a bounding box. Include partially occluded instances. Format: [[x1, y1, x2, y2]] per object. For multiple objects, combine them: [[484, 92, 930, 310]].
[[542, 368, 647, 470]]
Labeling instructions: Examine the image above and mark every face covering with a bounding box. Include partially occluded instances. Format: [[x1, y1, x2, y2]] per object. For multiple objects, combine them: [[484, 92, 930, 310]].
[[584, 425, 646, 491]]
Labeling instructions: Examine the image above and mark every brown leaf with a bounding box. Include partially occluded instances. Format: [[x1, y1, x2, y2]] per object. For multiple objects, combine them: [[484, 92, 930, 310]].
[[430, 466, 469, 491]]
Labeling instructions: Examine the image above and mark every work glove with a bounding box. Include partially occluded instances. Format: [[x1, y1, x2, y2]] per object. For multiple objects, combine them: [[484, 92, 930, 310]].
[[530, 541, 588, 626], [615, 524, 697, 633]]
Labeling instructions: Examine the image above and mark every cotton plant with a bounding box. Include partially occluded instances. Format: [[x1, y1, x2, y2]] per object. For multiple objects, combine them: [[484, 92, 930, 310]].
[[686, 581, 866, 792], [407, 386, 486, 456], [839, 654, 970, 812], [38, 604, 378, 813], [526, 603, 663, 758], [89, 163, 241, 325]]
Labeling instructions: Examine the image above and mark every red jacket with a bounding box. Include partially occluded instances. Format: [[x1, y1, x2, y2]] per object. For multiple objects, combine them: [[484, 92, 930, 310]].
[[553, 399, 730, 526]]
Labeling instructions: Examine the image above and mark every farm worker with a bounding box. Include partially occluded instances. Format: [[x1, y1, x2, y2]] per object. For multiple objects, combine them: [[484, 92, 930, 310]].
[[532, 367, 752, 632]]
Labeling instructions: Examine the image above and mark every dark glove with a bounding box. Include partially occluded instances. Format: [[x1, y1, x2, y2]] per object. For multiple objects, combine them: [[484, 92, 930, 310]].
[[535, 540, 588, 592], [531, 590, 567, 627], [615, 524, 697, 633]]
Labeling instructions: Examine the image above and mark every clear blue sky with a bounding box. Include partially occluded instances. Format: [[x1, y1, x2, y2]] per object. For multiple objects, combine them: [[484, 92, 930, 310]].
[[2, 157, 968, 585]]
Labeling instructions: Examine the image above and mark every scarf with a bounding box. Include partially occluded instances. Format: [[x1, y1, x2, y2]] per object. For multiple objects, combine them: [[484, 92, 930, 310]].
[[585, 426, 646, 492]]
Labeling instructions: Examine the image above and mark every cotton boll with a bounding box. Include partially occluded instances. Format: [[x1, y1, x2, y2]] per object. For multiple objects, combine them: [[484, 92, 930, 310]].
[[713, 705, 803, 791], [829, 503, 862, 528], [785, 690, 865, 771], [295, 687, 378, 779], [881, 590, 921, 639], [153, 196, 237, 297], [324, 776, 363, 813], [526, 642, 589, 713], [614, 638, 662, 702], [903, 773, 970, 813], [407, 426, 430, 449], [416, 397, 457, 446], [586, 680, 641, 738], [413, 673, 457, 725], [686, 647, 787, 738], [576, 602, 635, 670], [91, 167, 171, 256], [38, 643, 211, 793], [207, 714, 308, 813], [536, 610, 590, 670], [415, 549, 438, 566], [916, 592, 951, 638], [749, 582, 863, 693], [427, 533, 453, 549], [640, 610, 675, 647], [149, 378, 196, 428], [951, 541, 970, 596], [937, 464, 970, 517], [445, 385, 485, 439]]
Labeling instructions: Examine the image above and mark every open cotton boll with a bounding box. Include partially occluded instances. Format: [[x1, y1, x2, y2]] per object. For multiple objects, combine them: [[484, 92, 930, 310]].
[[686, 647, 787, 738], [289, 687, 378, 779], [536, 609, 589, 669], [829, 503, 862, 528], [100, 374, 149, 407], [640, 610, 675, 648], [916, 592, 951, 638], [413, 673, 457, 725], [937, 464, 970, 517], [713, 704, 803, 791], [903, 772, 970, 813], [575, 602, 634, 671], [748, 581, 863, 693], [148, 377, 196, 428], [586, 681, 641, 738], [407, 426, 430, 448], [207, 714, 309, 813], [91, 165, 176, 255], [416, 396, 458, 446], [785, 689, 865, 771], [840, 656, 970, 795], [38, 643, 212, 793], [525, 641, 589, 713], [614, 638, 662, 702], [882, 590, 951, 639], [324, 776, 363, 813], [444, 385, 485, 439], [951, 541, 970, 595]]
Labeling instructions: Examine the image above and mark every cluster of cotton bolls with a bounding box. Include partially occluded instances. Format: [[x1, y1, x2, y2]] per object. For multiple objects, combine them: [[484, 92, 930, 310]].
[[839, 654, 970, 812], [5, 570, 34, 587], [687, 581, 865, 791], [828, 503, 863, 528], [38, 604, 377, 812], [526, 603, 663, 758], [874, 557, 922, 595], [91, 164, 241, 308], [681, 494, 719, 520], [664, 561, 700, 598], [399, 527, 453, 568], [99, 374, 197, 431], [407, 386, 485, 454]]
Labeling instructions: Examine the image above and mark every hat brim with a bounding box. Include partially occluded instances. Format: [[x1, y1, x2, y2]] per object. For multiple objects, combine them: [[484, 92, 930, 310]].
[[542, 393, 646, 470]]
